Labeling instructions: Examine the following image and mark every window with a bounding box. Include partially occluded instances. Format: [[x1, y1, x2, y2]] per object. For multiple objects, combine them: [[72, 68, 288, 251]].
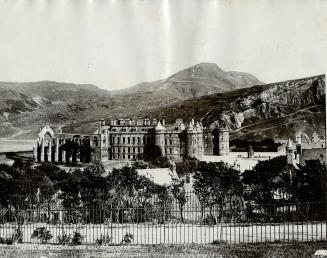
[[138, 137, 140, 144], [127, 137, 130, 144], [165, 139, 167, 145], [186, 174, 190, 184], [128, 147, 130, 153], [123, 137, 125, 144], [93, 137, 98, 147], [132, 137, 135, 144]]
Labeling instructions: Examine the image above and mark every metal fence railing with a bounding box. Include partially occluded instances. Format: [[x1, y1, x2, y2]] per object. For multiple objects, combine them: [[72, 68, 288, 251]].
[[0, 193, 326, 245]]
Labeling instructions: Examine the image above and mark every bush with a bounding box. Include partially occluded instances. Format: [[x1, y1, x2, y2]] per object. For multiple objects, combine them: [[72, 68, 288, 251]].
[[121, 233, 133, 244], [211, 240, 228, 245], [31, 227, 53, 244], [71, 232, 84, 245], [95, 234, 113, 246], [2, 226, 24, 245], [57, 232, 71, 245], [203, 214, 217, 226]]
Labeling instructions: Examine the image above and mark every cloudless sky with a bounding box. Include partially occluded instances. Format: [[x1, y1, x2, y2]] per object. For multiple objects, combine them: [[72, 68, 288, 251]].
[[0, 0, 326, 90]]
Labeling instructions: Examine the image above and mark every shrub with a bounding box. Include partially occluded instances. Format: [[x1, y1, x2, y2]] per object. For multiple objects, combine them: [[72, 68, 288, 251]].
[[2, 226, 24, 245], [121, 233, 134, 244], [57, 232, 71, 245], [211, 240, 228, 245], [95, 234, 113, 246], [71, 232, 84, 245], [31, 227, 53, 244], [203, 214, 217, 226]]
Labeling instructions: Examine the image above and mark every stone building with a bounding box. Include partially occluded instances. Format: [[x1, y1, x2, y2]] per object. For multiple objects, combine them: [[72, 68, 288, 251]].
[[34, 118, 213, 164], [285, 131, 326, 169], [33, 125, 105, 163], [203, 127, 230, 156]]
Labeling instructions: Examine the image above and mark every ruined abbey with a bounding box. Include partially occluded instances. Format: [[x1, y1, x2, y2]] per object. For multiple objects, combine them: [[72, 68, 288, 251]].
[[33, 118, 230, 163]]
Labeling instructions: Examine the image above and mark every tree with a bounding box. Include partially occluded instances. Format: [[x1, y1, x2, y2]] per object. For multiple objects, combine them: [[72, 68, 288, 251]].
[[242, 156, 290, 205], [84, 161, 106, 177], [175, 157, 198, 177], [193, 161, 244, 224], [142, 145, 170, 168], [292, 160, 327, 202], [169, 177, 188, 222]]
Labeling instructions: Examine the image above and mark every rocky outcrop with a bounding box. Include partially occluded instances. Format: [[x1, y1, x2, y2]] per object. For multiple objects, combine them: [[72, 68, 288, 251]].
[[216, 75, 325, 130]]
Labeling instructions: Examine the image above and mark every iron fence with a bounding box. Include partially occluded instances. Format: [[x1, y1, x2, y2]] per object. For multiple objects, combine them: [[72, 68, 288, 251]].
[[0, 192, 326, 245]]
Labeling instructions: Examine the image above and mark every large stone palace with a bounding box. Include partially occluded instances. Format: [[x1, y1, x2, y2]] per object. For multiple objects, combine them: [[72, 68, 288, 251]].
[[33, 118, 230, 163]]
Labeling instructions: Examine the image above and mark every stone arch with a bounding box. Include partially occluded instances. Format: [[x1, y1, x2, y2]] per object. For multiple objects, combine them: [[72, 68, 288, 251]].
[[36, 126, 55, 162], [37, 125, 55, 144]]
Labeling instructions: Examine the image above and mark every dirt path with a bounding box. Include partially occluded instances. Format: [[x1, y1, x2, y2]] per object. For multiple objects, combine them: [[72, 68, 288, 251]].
[[1, 128, 31, 140]]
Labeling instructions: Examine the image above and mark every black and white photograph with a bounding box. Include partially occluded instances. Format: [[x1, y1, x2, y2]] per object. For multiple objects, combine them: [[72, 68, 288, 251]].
[[0, 0, 326, 257]]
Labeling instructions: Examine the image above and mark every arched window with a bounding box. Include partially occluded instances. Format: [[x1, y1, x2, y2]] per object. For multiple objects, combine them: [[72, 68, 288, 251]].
[[93, 137, 98, 147]]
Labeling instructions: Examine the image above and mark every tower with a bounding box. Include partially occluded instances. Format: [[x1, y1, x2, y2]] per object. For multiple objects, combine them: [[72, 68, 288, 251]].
[[155, 121, 166, 156], [218, 128, 229, 156], [247, 144, 254, 158], [195, 122, 204, 159], [286, 138, 295, 181], [295, 133, 302, 163], [187, 121, 197, 158], [286, 138, 294, 165]]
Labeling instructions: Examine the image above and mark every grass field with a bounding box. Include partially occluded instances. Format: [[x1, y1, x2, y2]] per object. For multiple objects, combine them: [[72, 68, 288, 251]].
[[0, 242, 327, 257]]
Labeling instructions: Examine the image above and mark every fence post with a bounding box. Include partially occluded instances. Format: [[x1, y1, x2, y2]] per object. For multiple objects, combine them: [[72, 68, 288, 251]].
[[325, 191, 327, 240]]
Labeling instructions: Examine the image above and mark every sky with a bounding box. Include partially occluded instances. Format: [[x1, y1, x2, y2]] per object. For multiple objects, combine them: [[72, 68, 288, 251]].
[[0, 0, 326, 90]]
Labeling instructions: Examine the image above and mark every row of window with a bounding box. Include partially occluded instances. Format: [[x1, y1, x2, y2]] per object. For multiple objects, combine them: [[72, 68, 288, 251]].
[[110, 128, 149, 133], [112, 154, 137, 160], [111, 136, 153, 145], [112, 147, 144, 153], [165, 148, 176, 154]]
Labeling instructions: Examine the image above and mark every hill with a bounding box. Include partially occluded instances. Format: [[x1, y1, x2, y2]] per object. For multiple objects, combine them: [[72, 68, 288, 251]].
[[0, 63, 261, 137], [131, 74, 326, 141], [114, 63, 262, 99]]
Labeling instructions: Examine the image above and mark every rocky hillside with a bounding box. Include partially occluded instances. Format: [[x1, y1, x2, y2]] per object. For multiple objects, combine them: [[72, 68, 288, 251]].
[[0, 63, 261, 137], [133, 75, 326, 141]]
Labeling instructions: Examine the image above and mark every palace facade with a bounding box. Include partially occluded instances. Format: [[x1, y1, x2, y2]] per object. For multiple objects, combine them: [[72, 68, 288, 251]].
[[34, 118, 230, 164]]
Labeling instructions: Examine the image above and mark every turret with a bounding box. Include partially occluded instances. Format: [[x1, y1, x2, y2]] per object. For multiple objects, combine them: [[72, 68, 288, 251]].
[[218, 128, 229, 156], [247, 144, 254, 158], [155, 121, 166, 155], [286, 138, 294, 165], [187, 120, 197, 158], [195, 122, 204, 159]]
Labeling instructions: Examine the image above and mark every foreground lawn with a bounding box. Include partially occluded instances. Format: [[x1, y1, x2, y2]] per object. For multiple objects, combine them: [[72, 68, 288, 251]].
[[0, 242, 327, 257]]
